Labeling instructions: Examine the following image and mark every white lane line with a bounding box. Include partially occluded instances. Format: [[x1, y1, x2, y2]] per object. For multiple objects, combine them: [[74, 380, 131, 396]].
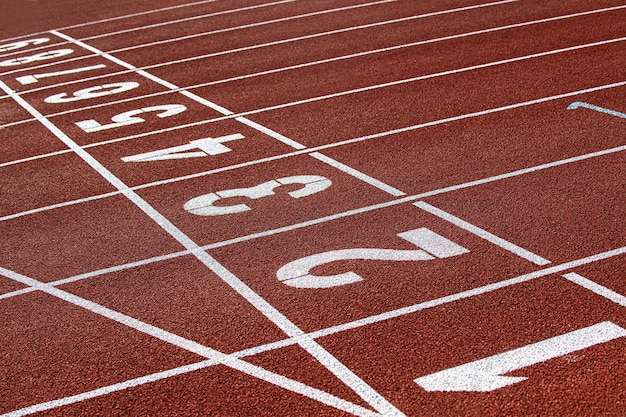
[[0, 80, 404, 417], [563, 272, 626, 307], [3, 143, 624, 301], [7, 244, 625, 417], [414, 201, 551, 265], [0, 267, 380, 417], [0, 0, 223, 45], [310, 152, 406, 196], [42, 77, 626, 168], [0, 0, 397, 76], [0, 0, 516, 77], [1, 1, 621, 104], [0, 0, 297, 59], [53, 30, 405, 199], [94, 0, 396, 51], [0, 191, 120, 221], [310, 246, 626, 339]]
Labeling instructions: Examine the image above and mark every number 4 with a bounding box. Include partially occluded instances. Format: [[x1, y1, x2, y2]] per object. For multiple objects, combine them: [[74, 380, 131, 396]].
[[121, 134, 245, 162]]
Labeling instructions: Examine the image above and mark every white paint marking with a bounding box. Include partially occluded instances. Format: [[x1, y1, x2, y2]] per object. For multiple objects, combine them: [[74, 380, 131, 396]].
[[563, 272, 626, 307], [277, 228, 468, 288], [0, 267, 380, 417], [415, 322, 626, 392], [414, 201, 550, 265], [184, 175, 332, 216], [75, 104, 186, 133], [0, 0, 514, 77], [0, 0, 221, 44], [310, 152, 405, 196], [310, 246, 626, 339], [121, 134, 245, 162], [0, 79, 404, 417], [44, 81, 139, 103], [15, 64, 107, 85]]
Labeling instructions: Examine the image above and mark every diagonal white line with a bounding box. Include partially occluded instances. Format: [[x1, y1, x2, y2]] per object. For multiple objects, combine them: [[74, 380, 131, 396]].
[[4, 245, 625, 417], [0, 267, 381, 417], [563, 272, 626, 307], [0, 78, 405, 416], [414, 201, 551, 265]]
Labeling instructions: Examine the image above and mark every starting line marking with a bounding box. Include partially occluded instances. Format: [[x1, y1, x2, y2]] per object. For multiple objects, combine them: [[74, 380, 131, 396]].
[[414, 201, 551, 265], [4, 245, 626, 416], [0, 78, 405, 417], [0, 267, 381, 417]]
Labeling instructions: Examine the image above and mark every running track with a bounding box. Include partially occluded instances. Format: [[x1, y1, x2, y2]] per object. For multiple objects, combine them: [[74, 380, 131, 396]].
[[0, 0, 625, 415]]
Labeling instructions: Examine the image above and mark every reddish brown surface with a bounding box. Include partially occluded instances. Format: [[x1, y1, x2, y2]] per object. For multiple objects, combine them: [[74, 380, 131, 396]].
[[1, 0, 624, 415]]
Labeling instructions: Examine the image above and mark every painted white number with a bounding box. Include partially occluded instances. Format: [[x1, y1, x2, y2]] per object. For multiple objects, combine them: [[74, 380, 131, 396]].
[[75, 104, 186, 133], [16, 64, 107, 85], [277, 228, 469, 288], [0, 37, 49, 53], [45, 81, 140, 103], [184, 175, 332, 216], [415, 321, 626, 392], [0, 49, 73, 67], [121, 134, 245, 162]]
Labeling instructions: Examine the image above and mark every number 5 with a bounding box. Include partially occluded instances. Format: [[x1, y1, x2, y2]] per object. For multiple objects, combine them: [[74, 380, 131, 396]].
[[75, 104, 186, 133]]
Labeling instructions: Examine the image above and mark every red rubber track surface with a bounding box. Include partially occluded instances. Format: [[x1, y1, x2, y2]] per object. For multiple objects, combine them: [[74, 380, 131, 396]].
[[1, 0, 625, 416]]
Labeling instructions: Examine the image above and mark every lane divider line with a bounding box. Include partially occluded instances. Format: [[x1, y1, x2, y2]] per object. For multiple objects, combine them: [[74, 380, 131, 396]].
[[51, 29, 407, 196], [0, 0, 398, 76], [5, 245, 625, 417], [0, 78, 406, 417], [0, 267, 381, 417], [414, 201, 551, 265], [562, 272, 626, 307], [9, 0, 622, 97], [0, 0, 223, 45]]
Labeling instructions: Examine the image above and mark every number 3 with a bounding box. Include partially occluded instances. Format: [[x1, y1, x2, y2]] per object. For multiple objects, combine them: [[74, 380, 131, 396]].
[[45, 82, 140, 103]]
